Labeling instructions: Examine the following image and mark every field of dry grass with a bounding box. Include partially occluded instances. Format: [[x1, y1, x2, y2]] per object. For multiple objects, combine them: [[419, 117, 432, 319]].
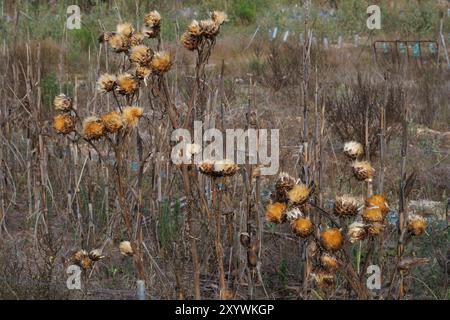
[[0, 0, 448, 300]]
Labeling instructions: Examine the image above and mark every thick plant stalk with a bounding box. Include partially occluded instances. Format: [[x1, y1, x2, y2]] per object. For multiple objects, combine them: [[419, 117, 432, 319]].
[[212, 177, 226, 299], [397, 102, 408, 299]]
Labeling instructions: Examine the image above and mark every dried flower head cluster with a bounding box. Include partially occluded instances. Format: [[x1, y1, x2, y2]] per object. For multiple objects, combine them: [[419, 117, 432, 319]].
[[119, 241, 134, 256], [181, 11, 228, 51], [73, 248, 104, 270], [334, 195, 362, 216], [343, 141, 364, 159], [198, 159, 239, 177], [407, 214, 427, 236], [52, 94, 75, 136], [265, 202, 287, 224], [352, 160, 375, 182], [143, 11, 161, 38]]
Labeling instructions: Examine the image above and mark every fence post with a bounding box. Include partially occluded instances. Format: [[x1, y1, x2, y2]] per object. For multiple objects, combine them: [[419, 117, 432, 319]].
[[136, 280, 147, 300]]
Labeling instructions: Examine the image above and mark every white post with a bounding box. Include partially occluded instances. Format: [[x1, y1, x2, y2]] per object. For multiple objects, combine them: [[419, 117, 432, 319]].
[[136, 280, 147, 300]]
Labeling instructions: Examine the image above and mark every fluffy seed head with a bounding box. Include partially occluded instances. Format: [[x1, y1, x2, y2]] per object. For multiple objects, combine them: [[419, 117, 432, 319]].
[[199, 19, 220, 38], [291, 217, 313, 238], [53, 114, 74, 135], [122, 106, 143, 128], [187, 20, 202, 36], [347, 221, 367, 243], [362, 206, 384, 223], [130, 32, 145, 46], [73, 249, 88, 265], [97, 73, 117, 93], [286, 207, 304, 221], [288, 184, 311, 206], [352, 160, 375, 182], [312, 270, 335, 289], [53, 94, 72, 112], [144, 11, 161, 28], [99, 32, 113, 43], [365, 194, 389, 216], [82, 116, 105, 140], [366, 222, 385, 236], [334, 195, 361, 216], [265, 202, 286, 224], [101, 111, 123, 133], [88, 249, 104, 262], [129, 45, 152, 66], [135, 66, 152, 79], [320, 253, 339, 272], [116, 22, 134, 37], [108, 33, 131, 52], [150, 51, 172, 74], [80, 256, 92, 270], [213, 159, 239, 177], [343, 141, 364, 159], [320, 228, 344, 252], [198, 159, 215, 176], [116, 73, 139, 96], [119, 241, 134, 256], [407, 214, 427, 236], [181, 32, 200, 51], [211, 11, 228, 25]]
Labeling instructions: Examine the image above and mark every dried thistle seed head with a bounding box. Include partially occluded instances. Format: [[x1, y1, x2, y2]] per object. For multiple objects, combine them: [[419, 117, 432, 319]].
[[288, 184, 311, 206], [352, 160, 375, 182], [213, 159, 239, 177], [265, 202, 287, 224], [286, 207, 304, 221], [98, 32, 113, 43], [129, 45, 152, 66], [144, 10, 161, 28], [150, 51, 172, 74], [366, 221, 385, 236], [130, 32, 145, 46], [53, 94, 72, 112], [365, 194, 389, 216], [119, 241, 134, 256], [343, 141, 364, 159], [181, 32, 200, 51], [291, 217, 313, 238], [88, 249, 104, 262], [116, 73, 139, 96], [187, 19, 202, 36], [142, 24, 160, 38], [199, 19, 220, 38], [239, 232, 251, 248], [407, 214, 427, 236], [53, 114, 74, 135], [101, 111, 123, 133], [116, 22, 134, 37], [122, 106, 143, 128], [312, 270, 335, 289], [347, 221, 367, 243], [82, 116, 105, 140], [320, 228, 344, 252], [320, 253, 339, 272], [211, 11, 228, 25], [80, 256, 93, 270], [334, 195, 362, 216], [362, 206, 384, 223], [135, 65, 152, 79], [198, 159, 215, 176], [97, 73, 117, 93], [275, 172, 297, 193], [108, 33, 131, 52], [73, 249, 88, 265]]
